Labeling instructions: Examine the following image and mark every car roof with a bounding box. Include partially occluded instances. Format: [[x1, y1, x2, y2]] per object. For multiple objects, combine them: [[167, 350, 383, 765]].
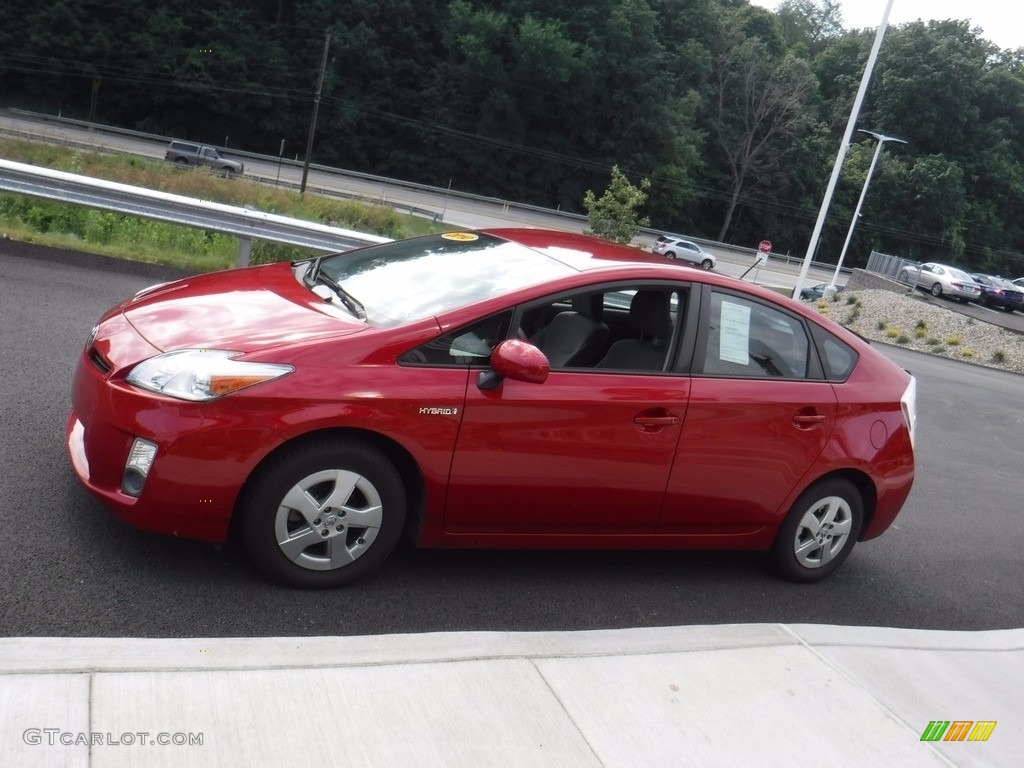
[[480, 228, 672, 271], [475, 228, 803, 308]]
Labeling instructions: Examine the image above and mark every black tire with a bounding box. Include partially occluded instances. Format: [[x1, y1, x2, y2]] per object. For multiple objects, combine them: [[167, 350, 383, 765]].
[[769, 478, 863, 583], [665, 251, 676, 259], [700, 258, 714, 270], [173, 157, 189, 166], [240, 438, 406, 588], [930, 283, 942, 298]]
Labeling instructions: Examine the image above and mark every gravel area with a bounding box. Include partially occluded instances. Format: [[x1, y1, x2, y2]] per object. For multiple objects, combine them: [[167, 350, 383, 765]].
[[813, 289, 1024, 375]]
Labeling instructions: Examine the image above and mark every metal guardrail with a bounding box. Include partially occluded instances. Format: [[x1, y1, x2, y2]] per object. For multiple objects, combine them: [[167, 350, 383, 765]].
[[6, 108, 589, 229], [0, 159, 389, 265], [2, 109, 850, 279]]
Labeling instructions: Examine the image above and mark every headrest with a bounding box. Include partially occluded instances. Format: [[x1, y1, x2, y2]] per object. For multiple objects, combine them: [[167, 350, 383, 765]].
[[572, 293, 604, 321], [629, 291, 672, 338]]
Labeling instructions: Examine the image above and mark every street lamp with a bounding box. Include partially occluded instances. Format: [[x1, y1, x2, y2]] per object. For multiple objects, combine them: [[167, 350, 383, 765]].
[[827, 129, 907, 291], [792, 0, 896, 300]]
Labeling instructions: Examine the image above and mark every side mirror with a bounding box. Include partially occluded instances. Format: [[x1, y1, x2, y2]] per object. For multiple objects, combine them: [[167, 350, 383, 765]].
[[477, 339, 550, 390]]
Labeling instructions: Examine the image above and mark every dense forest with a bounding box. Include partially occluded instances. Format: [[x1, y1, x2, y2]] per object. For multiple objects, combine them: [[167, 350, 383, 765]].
[[1, 0, 1023, 274]]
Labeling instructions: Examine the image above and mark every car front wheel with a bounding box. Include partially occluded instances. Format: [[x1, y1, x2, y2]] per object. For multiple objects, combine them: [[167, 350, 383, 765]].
[[769, 478, 863, 582], [700, 258, 714, 270], [240, 438, 407, 588], [930, 283, 943, 297]]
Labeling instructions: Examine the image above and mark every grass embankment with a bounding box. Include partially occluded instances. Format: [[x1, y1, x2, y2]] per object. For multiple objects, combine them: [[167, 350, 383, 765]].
[[0, 138, 447, 271]]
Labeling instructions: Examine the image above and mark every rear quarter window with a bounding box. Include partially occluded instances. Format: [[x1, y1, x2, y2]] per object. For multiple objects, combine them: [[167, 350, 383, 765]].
[[809, 323, 858, 381]]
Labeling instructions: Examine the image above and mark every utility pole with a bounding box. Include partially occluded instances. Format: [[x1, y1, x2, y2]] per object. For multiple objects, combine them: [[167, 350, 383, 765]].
[[300, 28, 331, 196]]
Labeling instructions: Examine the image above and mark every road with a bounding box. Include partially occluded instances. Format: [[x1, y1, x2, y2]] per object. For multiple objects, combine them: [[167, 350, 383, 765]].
[[0, 109, 841, 293], [1, 242, 1022, 638]]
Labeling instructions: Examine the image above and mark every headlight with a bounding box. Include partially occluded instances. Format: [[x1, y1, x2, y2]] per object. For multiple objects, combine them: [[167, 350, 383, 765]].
[[126, 349, 293, 401]]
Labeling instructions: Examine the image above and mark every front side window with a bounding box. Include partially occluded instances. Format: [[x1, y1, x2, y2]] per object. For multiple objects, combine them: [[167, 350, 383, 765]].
[[399, 312, 513, 367]]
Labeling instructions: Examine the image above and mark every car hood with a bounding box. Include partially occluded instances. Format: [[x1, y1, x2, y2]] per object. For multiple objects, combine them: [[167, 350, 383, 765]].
[[120, 263, 367, 353]]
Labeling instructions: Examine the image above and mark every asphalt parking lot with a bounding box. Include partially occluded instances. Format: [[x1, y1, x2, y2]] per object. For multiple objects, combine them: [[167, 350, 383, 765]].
[[2, 243, 1022, 638]]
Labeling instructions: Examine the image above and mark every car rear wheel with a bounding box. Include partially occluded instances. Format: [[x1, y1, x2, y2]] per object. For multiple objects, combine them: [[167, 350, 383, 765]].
[[769, 478, 863, 582], [240, 439, 406, 588], [930, 283, 943, 297], [665, 251, 676, 259], [700, 258, 713, 270]]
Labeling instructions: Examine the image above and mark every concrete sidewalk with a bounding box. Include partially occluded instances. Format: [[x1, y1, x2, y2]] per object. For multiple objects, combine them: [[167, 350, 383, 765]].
[[2, 624, 1019, 767]]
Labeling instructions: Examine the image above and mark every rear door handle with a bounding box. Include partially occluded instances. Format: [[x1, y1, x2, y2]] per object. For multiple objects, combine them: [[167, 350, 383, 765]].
[[792, 413, 826, 426]]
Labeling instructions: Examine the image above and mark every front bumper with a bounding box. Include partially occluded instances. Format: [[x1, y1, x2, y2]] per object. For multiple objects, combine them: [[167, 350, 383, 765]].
[[66, 346, 280, 543]]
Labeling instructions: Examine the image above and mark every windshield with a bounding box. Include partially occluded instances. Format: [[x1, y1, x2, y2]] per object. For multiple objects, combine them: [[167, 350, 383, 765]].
[[311, 233, 576, 327]]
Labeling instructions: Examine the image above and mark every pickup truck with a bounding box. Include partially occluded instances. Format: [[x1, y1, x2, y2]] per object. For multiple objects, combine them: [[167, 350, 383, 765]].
[[164, 140, 244, 176]]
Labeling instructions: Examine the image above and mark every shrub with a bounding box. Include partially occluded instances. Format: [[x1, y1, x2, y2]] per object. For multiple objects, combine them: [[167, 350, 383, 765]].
[[946, 336, 962, 346], [992, 350, 1007, 364], [895, 334, 910, 344]]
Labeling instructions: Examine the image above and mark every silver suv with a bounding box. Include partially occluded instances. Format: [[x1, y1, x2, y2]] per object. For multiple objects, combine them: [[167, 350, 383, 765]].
[[653, 236, 715, 270], [165, 140, 244, 176]]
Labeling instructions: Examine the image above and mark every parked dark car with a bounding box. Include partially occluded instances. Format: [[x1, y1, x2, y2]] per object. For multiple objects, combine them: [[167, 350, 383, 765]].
[[969, 274, 1024, 312], [800, 282, 845, 301]]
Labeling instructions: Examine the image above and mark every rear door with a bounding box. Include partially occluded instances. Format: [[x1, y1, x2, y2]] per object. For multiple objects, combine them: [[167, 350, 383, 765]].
[[659, 288, 838, 534]]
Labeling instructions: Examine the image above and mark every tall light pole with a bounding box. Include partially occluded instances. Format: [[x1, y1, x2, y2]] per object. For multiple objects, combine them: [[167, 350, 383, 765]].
[[792, 0, 896, 300], [829, 129, 907, 289]]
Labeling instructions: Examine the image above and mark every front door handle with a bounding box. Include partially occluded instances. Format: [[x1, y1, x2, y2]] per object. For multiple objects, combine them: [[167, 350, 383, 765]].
[[633, 410, 680, 433]]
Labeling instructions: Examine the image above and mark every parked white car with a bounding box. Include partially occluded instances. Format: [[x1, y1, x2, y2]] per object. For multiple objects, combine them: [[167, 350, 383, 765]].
[[898, 263, 981, 303], [653, 237, 715, 270]]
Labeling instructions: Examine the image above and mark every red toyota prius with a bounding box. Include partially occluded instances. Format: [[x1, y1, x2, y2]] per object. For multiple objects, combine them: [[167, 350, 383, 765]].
[[67, 229, 917, 587]]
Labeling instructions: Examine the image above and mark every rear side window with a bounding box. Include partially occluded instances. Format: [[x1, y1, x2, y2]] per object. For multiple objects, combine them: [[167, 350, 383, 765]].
[[699, 291, 810, 379]]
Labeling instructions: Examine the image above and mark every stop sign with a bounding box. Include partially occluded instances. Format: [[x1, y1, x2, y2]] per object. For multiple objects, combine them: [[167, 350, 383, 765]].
[[758, 240, 772, 253]]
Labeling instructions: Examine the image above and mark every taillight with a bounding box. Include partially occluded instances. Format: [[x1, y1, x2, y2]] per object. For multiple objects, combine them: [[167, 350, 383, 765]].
[[900, 376, 918, 450]]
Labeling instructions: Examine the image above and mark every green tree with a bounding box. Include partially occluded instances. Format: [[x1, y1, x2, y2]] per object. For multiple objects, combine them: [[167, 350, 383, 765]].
[[708, 35, 818, 241], [775, 0, 845, 52], [582, 165, 651, 243]]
